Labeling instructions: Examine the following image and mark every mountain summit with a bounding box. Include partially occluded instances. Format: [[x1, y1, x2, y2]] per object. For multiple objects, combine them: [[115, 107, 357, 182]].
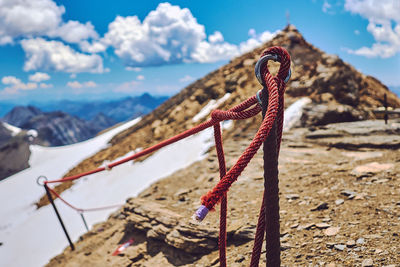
[[46, 24, 400, 200], [37, 25, 400, 266]]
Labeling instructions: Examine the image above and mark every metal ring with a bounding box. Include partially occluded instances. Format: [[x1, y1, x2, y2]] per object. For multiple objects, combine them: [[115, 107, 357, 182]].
[[255, 54, 291, 84], [255, 54, 279, 85], [256, 89, 263, 106], [284, 68, 291, 83], [36, 175, 48, 186]]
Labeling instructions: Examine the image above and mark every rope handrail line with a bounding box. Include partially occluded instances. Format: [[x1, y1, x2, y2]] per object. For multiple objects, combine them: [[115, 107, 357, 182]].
[[44, 95, 260, 185], [42, 94, 263, 214], [46, 186, 123, 213], [40, 46, 290, 266]]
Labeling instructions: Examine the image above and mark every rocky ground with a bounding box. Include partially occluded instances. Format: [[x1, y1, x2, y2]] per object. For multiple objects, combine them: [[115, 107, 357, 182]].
[[47, 118, 400, 267]]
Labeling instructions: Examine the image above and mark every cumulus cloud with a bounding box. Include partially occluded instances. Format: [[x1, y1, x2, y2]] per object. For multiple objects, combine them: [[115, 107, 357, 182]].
[[0, 0, 64, 44], [0, 0, 100, 46], [208, 31, 224, 43], [67, 81, 97, 89], [21, 38, 105, 73], [28, 72, 50, 82], [1, 75, 37, 94], [79, 40, 107, 53], [191, 41, 239, 63], [2, 76, 21, 85], [238, 29, 278, 54], [345, 0, 400, 58], [136, 75, 145, 81], [39, 83, 53, 88], [102, 3, 206, 67], [102, 3, 278, 66], [48, 20, 99, 44]]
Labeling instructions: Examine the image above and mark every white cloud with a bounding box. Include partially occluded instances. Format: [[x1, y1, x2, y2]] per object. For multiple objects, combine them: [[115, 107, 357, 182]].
[[79, 40, 107, 53], [1, 75, 37, 94], [48, 20, 98, 44], [354, 29, 360, 35], [136, 75, 145, 81], [70, 73, 77, 79], [102, 3, 206, 67], [191, 41, 239, 63], [345, 0, 400, 58], [2, 76, 21, 85], [39, 83, 53, 88], [208, 31, 224, 43], [238, 29, 278, 54], [0, 0, 100, 46], [179, 75, 194, 83], [21, 38, 105, 73], [28, 72, 50, 82], [67, 81, 97, 89], [0, 0, 64, 45], [102, 3, 277, 66], [248, 28, 256, 38], [322, 0, 333, 13]]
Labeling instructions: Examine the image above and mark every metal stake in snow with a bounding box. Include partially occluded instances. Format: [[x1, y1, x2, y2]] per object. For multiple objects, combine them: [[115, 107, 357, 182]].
[[37, 176, 75, 251], [79, 211, 89, 232]]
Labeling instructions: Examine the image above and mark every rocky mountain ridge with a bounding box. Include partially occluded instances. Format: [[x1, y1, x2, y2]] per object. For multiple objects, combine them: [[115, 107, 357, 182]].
[[42, 25, 400, 266], [59, 24, 400, 185]]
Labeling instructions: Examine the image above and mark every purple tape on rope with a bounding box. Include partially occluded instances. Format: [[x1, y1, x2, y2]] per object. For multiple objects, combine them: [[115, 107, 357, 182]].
[[193, 205, 209, 222]]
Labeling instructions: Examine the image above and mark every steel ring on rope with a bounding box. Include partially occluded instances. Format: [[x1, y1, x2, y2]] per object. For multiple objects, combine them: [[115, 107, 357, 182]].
[[254, 54, 291, 85], [36, 175, 48, 186]]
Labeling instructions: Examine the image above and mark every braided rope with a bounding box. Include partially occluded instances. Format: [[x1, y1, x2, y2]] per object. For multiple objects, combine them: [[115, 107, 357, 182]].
[[196, 46, 291, 266]]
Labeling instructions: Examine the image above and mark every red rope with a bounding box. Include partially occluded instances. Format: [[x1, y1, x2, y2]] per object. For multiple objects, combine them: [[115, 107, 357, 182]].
[[214, 123, 227, 267], [46, 185, 122, 213], [41, 46, 290, 266], [197, 46, 290, 266], [45, 96, 259, 185], [43, 94, 262, 213]]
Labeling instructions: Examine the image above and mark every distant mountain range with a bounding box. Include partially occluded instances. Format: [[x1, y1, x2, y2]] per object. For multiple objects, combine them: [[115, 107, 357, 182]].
[[0, 93, 168, 122], [0, 93, 168, 180], [1, 93, 168, 146], [29, 93, 168, 122]]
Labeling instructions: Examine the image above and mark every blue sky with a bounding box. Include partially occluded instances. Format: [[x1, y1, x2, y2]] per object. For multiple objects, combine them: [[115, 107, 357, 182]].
[[0, 0, 399, 104]]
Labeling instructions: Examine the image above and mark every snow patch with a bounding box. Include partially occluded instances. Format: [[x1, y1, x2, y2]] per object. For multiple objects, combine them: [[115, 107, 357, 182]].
[[0, 116, 219, 267], [2, 122, 21, 136], [0, 117, 141, 267], [283, 97, 312, 131], [27, 129, 38, 138], [192, 93, 231, 122]]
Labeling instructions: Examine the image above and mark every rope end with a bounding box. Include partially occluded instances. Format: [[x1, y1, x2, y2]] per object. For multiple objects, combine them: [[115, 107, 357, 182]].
[[192, 205, 209, 222]]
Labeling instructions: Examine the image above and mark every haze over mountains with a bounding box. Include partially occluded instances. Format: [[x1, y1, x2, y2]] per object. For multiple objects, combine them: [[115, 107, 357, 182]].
[[0, 93, 167, 180]]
